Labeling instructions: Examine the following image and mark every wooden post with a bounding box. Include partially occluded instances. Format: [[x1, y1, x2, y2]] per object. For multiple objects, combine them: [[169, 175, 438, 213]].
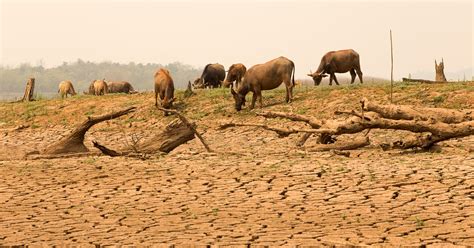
[[390, 30, 394, 103], [22, 78, 35, 102]]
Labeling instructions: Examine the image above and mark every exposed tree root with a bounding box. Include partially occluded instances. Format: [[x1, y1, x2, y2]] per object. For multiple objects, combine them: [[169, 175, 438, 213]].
[[42, 107, 136, 154]]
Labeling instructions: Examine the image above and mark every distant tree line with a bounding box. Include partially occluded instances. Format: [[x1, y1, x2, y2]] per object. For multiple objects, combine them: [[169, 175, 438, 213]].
[[0, 59, 202, 94]]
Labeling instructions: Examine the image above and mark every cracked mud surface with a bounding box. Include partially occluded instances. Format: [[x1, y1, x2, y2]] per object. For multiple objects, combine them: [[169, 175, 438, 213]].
[[1, 83, 473, 246]]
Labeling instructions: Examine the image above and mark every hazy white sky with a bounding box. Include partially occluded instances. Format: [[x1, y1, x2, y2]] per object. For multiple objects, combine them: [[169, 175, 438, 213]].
[[1, 0, 472, 79]]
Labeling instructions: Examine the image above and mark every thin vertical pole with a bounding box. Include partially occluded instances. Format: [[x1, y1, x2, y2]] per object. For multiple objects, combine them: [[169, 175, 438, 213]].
[[390, 30, 394, 103]]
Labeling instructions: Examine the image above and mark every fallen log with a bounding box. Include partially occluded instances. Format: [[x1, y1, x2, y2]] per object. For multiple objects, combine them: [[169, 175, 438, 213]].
[[156, 107, 213, 152], [94, 118, 196, 156], [305, 137, 370, 152], [361, 98, 473, 123], [224, 105, 474, 150], [42, 107, 136, 154], [401, 78, 452, 84], [256, 111, 322, 128]]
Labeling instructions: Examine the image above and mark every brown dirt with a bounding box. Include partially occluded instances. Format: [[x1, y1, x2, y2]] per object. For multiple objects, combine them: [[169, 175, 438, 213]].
[[0, 82, 473, 246]]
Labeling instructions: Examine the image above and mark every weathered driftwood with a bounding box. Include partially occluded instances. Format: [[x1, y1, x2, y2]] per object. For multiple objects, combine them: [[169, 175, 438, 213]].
[[42, 107, 136, 154], [305, 137, 370, 152], [94, 118, 196, 156], [361, 98, 473, 123], [401, 78, 450, 84], [138, 118, 195, 153], [256, 111, 322, 128], [22, 78, 35, 102], [224, 101, 474, 150], [157, 107, 213, 152]]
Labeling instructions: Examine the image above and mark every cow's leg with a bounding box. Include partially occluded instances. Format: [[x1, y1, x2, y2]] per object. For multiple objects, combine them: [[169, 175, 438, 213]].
[[155, 92, 158, 106], [250, 92, 257, 110], [356, 68, 364, 84], [257, 92, 263, 108], [350, 69, 356, 84], [285, 81, 294, 103], [329, 74, 333, 86], [333, 74, 340, 85]]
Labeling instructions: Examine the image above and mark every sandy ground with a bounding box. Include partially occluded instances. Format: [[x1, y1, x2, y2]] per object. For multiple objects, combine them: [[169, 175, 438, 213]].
[[0, 82, 473, 246]]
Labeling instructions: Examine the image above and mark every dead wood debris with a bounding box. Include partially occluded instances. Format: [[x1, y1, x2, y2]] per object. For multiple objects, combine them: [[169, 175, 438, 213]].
[[221, 99, 474, 151]]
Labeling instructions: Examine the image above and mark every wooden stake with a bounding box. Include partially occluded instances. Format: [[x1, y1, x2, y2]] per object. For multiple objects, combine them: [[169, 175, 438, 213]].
[[390, 30, 394, 103]]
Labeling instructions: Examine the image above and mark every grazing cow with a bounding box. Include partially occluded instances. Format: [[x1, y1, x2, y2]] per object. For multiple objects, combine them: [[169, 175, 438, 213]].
[[223, 63, 247, 88], [192, 78, 206, 89], [307, 49, 363, 86], [154, 68, 176, 115], [93, 79, 108, 95], [231, 56, 295, 111], [107, 81, 137, 94], [435, 58, 447, 82], [194, 63, 225, 89], [58, 80, 77, 98]]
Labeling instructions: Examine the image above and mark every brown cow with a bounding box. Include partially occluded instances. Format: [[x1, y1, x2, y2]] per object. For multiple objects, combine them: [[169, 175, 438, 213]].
[[231, 56, 295, 111], [154, 68, 176, 115], [307, 49, 363, 86], [194, 63, 225, 89], [107, 81, 137, 94], [93, 79, 108, 95], [223, 63, 247, 88], [58, 80, 77, 98]]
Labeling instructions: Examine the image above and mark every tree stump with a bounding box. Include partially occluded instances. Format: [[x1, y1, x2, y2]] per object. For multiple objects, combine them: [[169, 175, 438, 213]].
[[435, 58, 447, 82], [22, 78, 35, 102]]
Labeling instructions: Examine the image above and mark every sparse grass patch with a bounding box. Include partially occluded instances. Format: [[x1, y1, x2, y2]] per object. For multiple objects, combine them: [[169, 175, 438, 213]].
[[21, 102, 48, 121], [432, 95, 445, 105]]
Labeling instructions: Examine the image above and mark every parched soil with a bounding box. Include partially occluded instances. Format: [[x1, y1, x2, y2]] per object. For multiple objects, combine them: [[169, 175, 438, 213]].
[[0, 82, 473, 246]]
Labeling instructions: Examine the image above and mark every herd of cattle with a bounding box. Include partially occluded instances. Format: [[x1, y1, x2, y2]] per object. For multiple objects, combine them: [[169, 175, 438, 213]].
[[57, 49, 363, 112]]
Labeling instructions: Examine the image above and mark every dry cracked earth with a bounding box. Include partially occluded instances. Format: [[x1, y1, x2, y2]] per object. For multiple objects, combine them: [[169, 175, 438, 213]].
[[1, 127, 473, 247], [1, 84, 473, 246]]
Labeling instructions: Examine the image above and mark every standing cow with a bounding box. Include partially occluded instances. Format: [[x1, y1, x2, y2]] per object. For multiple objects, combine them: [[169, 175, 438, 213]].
[[107, 81, 137, 94], [92, 79, 108, 95], [58, 80, 77, 98], [231, 56, 295, 111], [307, 49, 363, 86], [194, 63, 225, 89], [223, 63, 247, 88], [154, 68, 176, 115]]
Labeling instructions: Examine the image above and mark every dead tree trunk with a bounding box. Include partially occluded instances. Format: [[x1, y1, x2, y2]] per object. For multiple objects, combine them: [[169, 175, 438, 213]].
[[139, 119, 195, 153], [435, 58, 447, 82], [361, 98, 473, 123], [222, 102, 474, 150], [42, 107, 136, 154], [93, 118, 196, 156], [157, 107, 213, 152], [402, 78, 450, 84], [22, 78, 35, 102]]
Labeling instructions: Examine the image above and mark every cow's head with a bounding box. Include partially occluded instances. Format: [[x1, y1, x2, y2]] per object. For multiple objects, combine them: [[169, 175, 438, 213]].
[[161, 97, 176, 116], [307, 71, 327, 86], [162, 97, 176, 109], [231, 87, 246, 111], [193, 78, 205, 89]]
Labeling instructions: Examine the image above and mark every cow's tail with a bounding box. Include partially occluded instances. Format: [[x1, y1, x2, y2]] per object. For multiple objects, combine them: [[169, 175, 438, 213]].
[[291, 61, 296, 86]]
